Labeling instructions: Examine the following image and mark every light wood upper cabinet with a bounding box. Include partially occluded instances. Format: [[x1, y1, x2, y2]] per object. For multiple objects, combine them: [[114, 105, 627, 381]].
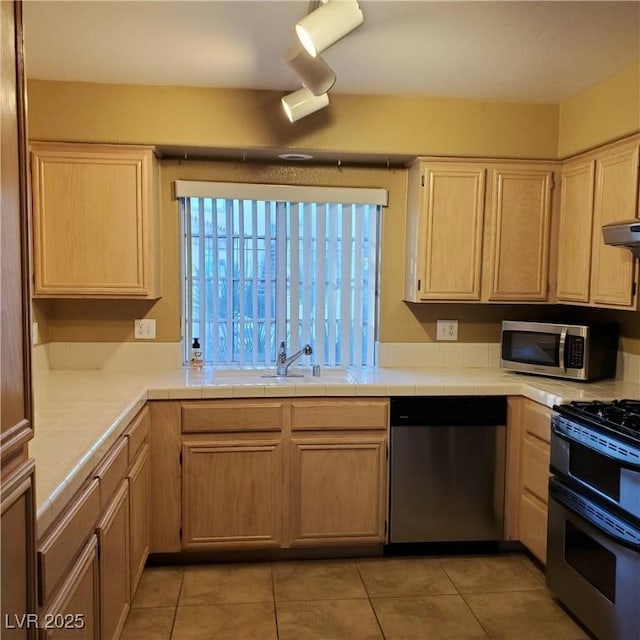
[[590, 142, 639, 308], [30, 142, 160, 299], [405, 162, 486, 300], [404, 160, 554, 303], [485, 166, 553, 301], [555, 138, 639, 309], [182, 438, 283, 550], [556, 159, 595, 303]]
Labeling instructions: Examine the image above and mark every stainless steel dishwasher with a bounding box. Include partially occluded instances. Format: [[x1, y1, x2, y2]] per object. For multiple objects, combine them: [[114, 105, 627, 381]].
[[389, 396, 507, 544]]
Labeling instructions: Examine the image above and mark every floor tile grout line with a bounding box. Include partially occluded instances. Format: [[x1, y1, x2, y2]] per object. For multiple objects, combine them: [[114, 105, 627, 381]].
[[354, 559, 387, 639], [270, 562, 280, 640], [168, 567, 186, 639], [458, 590, 494, 640]]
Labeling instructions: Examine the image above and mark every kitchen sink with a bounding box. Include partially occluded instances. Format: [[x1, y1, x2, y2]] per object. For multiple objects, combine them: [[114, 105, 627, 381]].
[[213, 367, 355, 384]]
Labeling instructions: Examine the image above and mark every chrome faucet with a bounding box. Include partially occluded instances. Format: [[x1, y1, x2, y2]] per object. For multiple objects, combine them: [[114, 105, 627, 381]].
[[276, 341, 313, 376]]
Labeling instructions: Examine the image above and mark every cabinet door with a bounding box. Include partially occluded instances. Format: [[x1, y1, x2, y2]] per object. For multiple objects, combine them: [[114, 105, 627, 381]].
[[518, 493, 548, 563], [1, 460, 36, 640], [556, 159, 595, 303], [289, 436, 387, 546], [418, 164, 486, 300], [127, 444, 150, 599], [31, 144, 159, 298], [182, 439, 282, 549], [590, 143, 639, 308], [39, 536, 100, 640], [486, 166, 553, 301], [96, 481, 130, 640]]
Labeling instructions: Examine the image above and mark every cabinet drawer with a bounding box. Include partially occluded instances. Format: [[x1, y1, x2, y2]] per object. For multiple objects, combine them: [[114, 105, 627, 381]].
[[38, 479, 100, 606], [521, 400, 551, 444], [521, 437, 550, 504], [291, 399, 388, 431], [125, 406, 150, 463], [94, 437, 128, 511], [181, 401, 285, 433]]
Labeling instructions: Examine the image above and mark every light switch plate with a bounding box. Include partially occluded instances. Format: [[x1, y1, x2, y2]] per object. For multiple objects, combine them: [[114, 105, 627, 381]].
[[134, 319, 156, 340], [437, 319, 458, 341]]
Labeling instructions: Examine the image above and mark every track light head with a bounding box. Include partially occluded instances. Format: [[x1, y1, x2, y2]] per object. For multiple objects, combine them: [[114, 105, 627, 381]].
[[295, 0, 364, 57], [286, 44, 336, 96], [281, 87, 329, 122]]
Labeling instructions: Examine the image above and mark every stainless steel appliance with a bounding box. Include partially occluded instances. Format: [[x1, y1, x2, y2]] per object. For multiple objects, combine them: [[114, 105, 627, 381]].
[[602, 219, 640, 258], [389, 396, 506, 544], [547, 400, 640, 640], [500, 321, 618, 381]]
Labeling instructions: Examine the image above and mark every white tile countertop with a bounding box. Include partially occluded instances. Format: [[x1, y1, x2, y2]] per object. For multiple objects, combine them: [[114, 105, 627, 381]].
[[31, 365, 640, 538]]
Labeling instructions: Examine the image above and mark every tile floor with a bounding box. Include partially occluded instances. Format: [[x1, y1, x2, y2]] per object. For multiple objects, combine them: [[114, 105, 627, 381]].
[[121, 553, 591, 640]]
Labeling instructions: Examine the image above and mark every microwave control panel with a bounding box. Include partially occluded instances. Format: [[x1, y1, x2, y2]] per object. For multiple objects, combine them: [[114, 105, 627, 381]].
[[566, 335, 585, 369]]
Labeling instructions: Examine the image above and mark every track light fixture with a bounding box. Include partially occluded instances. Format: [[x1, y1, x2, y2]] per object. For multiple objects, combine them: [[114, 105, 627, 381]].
[[286, 43, 336, 96], [295, 0, 364, 58], [282, 0, 364, 122], [281, 88, 329, 123]]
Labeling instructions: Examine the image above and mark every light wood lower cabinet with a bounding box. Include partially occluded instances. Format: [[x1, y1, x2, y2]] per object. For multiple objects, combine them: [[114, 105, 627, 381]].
[[289, 436, 387, 546], [96, 480, 130, 640], [127, 444, 150, 597], [182, 439, 283, 549], [37, 406, 149, 640], [505, 397, 551, 564], [156, 398, 390, 553], [39, 536, 100, 640]]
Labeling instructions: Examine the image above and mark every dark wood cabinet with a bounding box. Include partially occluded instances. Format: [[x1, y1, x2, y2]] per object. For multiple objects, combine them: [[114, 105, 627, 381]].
[[1, 1, 37, 637]]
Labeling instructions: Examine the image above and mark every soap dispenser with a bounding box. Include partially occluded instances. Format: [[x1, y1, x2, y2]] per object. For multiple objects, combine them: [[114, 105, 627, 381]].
[[190, 337, 203, 369]]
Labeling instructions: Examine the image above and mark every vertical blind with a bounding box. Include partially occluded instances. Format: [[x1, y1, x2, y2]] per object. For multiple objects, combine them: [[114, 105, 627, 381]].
[[179, 184, 384, 368]]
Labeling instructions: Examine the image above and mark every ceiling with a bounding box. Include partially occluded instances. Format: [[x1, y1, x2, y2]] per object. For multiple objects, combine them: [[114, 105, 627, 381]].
[[23, 1, 640, 105]]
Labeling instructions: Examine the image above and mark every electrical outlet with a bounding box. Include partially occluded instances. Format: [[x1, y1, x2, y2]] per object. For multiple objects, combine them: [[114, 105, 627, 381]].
[[134, 319, 156, 340], [436, 319, 458, 341], [32, 322, 39, 346]]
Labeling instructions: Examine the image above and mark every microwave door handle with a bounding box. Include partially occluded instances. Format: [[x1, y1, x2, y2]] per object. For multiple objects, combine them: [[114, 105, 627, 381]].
[[558, 328, 568, 372]]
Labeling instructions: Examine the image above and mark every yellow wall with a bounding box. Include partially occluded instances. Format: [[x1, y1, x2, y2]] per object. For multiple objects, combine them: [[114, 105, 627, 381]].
[[27, 80, 559, 159], [558, 59, 640, 157]]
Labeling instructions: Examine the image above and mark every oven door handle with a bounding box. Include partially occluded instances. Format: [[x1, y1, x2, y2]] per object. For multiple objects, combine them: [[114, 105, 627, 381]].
[[551, 421, 640, 471], [550, 480, 640, 551]]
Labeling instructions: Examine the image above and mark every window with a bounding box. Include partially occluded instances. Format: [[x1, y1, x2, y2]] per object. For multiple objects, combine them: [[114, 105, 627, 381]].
[[177, 181, 386, 368]]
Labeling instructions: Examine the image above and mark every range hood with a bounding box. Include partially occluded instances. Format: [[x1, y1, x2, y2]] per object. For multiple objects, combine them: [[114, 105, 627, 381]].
[[602, 220, 640, 258]]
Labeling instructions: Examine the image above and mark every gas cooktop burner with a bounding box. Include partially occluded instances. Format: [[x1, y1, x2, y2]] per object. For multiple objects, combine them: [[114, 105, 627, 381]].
[[558, 399, 640, 441]]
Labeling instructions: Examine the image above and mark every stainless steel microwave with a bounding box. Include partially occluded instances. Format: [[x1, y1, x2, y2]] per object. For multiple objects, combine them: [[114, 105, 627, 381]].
[[500, 321, 619, 381]]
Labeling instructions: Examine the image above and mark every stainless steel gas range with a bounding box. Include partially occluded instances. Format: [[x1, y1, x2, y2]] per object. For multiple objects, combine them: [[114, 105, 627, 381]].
[[547, 400, 640, 640]]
